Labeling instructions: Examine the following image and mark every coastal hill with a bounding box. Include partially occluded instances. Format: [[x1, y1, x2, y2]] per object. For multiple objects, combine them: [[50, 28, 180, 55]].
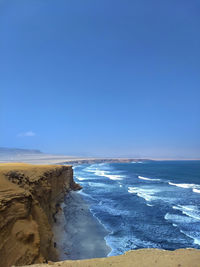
[[0, 147, 150, 165], [0, 163, 81, 267], [0, 147, 42, 155]]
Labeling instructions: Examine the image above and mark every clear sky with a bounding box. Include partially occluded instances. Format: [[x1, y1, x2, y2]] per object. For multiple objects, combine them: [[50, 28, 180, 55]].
[[1, 0, 200, 158]]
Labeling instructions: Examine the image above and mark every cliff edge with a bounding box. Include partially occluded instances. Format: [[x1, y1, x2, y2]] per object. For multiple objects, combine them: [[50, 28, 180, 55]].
[[0, 163, 81, 267]]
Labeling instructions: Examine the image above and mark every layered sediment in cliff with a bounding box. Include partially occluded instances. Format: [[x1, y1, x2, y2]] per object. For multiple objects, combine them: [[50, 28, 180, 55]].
[[0, 163, 81, 267]]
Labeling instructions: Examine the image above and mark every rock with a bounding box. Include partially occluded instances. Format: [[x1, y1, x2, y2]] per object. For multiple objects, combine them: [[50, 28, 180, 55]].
[[0, 163, 81, 267]]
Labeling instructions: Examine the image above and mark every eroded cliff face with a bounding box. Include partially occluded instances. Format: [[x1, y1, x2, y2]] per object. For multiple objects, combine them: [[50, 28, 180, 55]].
[[0, 163, 81, 267]]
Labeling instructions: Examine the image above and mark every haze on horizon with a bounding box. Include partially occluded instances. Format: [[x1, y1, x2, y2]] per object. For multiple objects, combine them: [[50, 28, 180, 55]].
[[1, 0, 200, 159]]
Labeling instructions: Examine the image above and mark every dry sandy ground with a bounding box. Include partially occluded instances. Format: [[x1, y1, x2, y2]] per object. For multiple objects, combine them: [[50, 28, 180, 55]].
[[21, 249, 200, 267], [0, 154, 82, 165], [1, 153, 198, 166], [0, 153, 122, 165]]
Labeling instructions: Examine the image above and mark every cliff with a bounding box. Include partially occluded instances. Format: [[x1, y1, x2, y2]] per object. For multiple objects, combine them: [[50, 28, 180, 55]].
[[0, 163, 81, 267], [22, 249, 200, 267]]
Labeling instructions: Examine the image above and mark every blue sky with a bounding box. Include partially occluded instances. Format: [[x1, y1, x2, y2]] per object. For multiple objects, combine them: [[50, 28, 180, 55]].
[[0, 0, 200, 158]]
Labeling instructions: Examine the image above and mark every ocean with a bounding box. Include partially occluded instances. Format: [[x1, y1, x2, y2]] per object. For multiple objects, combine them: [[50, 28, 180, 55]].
[[72, 161, 200, 257]]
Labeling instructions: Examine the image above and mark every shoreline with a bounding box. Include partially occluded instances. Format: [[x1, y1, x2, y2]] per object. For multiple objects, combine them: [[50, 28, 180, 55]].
[[53, 191, 111, 260], [1, 161, 200, 267], [72, 161, 200, 257], [1, 153, 199, 166], [88, 206, 113, 257]]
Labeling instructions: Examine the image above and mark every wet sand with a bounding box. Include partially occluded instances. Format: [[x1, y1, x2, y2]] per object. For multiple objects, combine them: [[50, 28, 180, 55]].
[[53, 191, 111, 260]]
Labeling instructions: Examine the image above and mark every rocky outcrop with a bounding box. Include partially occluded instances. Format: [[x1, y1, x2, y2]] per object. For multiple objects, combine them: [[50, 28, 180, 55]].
[[0, 163, 81, 267]]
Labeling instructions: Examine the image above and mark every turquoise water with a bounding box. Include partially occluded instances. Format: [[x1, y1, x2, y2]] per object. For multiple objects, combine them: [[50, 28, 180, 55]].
[[73, 161, 200, 256]]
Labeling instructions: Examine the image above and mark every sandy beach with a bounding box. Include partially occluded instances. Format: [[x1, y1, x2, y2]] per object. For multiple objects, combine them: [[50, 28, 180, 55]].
[[1, 151, 198, 166], [53, 191, 110, 260]]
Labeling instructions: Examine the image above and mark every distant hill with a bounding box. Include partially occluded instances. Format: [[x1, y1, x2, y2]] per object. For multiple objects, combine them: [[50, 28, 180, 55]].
[[0, 147, 42, 155]]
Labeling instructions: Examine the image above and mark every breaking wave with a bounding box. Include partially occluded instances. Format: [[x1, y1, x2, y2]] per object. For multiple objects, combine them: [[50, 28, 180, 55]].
[[73, 161, 200, 255], [169, 182, 196, 189], [169, 182, 200, 195], [128, 186, 159, 202], [84, 164, 124, 181], [76, 176, 88, 181], [172, 205, 200, 221], [138, 176, 161, 181], [193, 188, 200, 194]]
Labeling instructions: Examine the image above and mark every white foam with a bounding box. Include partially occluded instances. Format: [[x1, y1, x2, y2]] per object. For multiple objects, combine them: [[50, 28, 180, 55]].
[[94, 170, 123, 181], [194, 238, 200, 246], [128, 187, 158, 202], [105, 234, 160, 257], [180, 230, 200, 246], [84, 164, 99, 172], [168, 182, 200, 192], [165, 213, 200, 246], [84, 165, 123, 181], [147, 203, 154, 207], [165, 213, 178, 221], [164, 213, 194, 224], [168, 182, 196, 189], [84, 163, 110, 172], [193, 188, 200, 194], [76, 176, 88, 181], [172, 205, 200, 221], [138, 176, 161, 181]]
